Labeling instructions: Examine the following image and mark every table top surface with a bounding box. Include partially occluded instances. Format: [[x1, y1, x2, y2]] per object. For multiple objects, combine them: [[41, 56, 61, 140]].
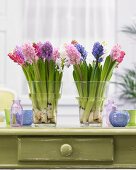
[[0, 126, 136, 135]]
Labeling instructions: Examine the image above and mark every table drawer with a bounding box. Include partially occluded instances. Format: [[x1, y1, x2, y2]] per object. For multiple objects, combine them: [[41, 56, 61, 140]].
[[18, 137, 114, 162]]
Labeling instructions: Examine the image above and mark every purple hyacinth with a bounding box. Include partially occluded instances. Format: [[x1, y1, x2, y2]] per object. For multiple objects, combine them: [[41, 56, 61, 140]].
[[98, 57, 103, 62], [14, 46, 25, 61], [40, 41, 53, 60], [75, 43, 87, 61], [92, 42, 104, 62]]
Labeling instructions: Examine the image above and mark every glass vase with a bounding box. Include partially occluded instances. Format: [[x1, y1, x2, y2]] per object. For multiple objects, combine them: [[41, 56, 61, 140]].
[[28, 81, 62, 127], [127, 110, 136, 126], [109, 109, 130, 127], [78, 97, 106, 127], [75, 81, 109, 127]]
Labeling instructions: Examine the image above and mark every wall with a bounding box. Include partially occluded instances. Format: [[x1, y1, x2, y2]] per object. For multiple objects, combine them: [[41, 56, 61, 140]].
[[116, 0, 136, 69]]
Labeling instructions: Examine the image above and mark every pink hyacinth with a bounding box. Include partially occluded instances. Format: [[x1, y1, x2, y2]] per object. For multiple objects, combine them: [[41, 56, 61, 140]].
[[110, 44, 125, 63], [52, 48, 60, 61], [65, 44, 81, 65], [22, 43, 38, 63], [8, 53, 25, 66], [33, 42, 43, 56]]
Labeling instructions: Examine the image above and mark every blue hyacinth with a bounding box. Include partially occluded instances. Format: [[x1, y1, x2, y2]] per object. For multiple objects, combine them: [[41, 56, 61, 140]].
[[75, 43, 88, 61], [92, 42, 104, 62]]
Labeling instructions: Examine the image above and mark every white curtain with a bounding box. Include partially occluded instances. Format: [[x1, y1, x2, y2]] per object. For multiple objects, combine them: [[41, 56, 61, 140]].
[[23, 0, 116, 44], [22, 0, 116, 103]]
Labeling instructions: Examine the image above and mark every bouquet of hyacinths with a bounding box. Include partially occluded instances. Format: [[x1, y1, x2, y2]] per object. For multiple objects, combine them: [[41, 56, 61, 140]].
[[8, 41, 65, 125], [65, 41, 125, 126]]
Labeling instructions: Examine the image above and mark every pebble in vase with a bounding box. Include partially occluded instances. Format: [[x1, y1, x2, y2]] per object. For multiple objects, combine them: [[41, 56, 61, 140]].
[[109, 109, 130, 127]]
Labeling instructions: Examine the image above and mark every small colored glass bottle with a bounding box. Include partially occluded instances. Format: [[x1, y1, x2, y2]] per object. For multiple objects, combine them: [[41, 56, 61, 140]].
[[10, 100, 23, 127], [109, 108, 130, 127]]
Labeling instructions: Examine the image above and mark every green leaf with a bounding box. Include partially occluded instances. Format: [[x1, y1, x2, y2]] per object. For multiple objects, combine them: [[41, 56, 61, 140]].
[[48, 60, 55, 103], [80, 62, 88, 97], [106, 60, 117, 81], [73, 70, 83, 97], [101, 56, 111, 81], [88, 64, 92, 81]]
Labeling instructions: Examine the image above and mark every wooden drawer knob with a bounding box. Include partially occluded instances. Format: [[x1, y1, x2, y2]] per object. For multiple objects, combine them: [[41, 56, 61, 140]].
[[60, 144, 72, 157]]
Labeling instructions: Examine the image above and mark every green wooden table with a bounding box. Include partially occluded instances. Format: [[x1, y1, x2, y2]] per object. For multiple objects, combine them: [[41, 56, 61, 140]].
[[0, 127, 136, 169]]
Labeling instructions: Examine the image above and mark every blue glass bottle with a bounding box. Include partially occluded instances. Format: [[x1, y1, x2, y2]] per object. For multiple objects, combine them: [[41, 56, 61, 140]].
[[10, 100, 23, 127]]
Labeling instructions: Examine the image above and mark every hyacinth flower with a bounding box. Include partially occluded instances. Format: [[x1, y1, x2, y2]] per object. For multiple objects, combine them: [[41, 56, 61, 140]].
[[65, 42, 89, 111], [65, 41, 94, 123], [65, 41, 125, 126], [8, 41, 64, 125], [81, 42, 106, 123], [83, 43, 125, 124]]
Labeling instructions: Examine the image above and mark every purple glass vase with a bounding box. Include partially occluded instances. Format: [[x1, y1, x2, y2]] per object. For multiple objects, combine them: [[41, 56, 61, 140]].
[[10, 100, 23, 127]]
